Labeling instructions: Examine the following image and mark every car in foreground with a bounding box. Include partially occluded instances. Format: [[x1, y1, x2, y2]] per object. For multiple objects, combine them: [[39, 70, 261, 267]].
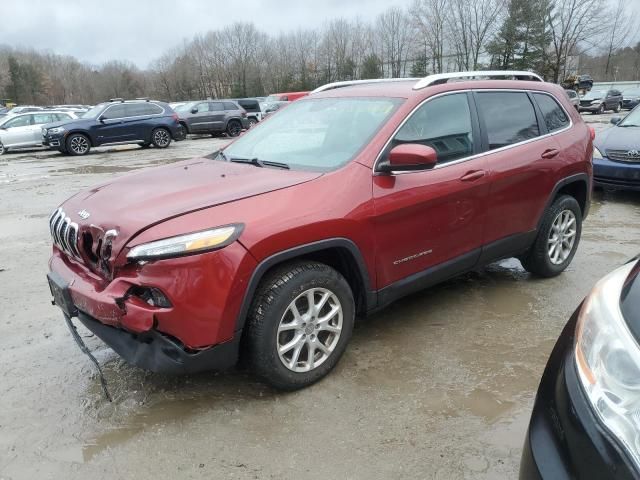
[[0, 111, 77, 155], [42, 99, 183, 155], [579, 89, 623, 114], [47, 71, 593, 390], [622, 88, 640, 110], [520, 256, 640, 479], [565, 89, 579, 110], [593, 106, 640, 191], [175, 100, 249, 137]]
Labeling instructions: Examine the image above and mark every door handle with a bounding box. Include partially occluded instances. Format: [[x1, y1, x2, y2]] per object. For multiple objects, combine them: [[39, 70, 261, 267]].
[[541, 148, 559, 159], [460, 170, 486, 182]]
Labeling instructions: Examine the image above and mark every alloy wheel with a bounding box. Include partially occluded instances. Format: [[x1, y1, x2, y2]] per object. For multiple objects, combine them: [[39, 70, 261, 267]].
[[154, 129, 170, 147], [547, 209, 577, 265], [0, 142, 5, 155], [70, 135, 89, 155], [227, 122, 241, 137], [277, 287, 343, 373]]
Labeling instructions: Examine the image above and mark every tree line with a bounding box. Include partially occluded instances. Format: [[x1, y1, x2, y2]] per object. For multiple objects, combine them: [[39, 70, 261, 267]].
[[0, 0, 638, 105]]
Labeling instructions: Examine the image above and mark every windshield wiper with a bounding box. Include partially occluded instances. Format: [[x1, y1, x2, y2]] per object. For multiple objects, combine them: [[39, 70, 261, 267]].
[[230, 157, 290, 169], [619, 124, 640, 127]]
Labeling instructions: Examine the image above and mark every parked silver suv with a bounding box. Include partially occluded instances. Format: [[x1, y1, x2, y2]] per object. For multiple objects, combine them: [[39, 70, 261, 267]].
[[175, 100, 249, 137]]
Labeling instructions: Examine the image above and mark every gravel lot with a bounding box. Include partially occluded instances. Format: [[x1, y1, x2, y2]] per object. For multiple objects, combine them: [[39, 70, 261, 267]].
[[1, 113, 638, 480]]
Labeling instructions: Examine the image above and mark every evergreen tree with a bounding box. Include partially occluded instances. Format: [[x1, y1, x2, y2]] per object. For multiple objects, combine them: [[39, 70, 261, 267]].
[[361, 54, 382, 79], [410, 55, 428, 77]]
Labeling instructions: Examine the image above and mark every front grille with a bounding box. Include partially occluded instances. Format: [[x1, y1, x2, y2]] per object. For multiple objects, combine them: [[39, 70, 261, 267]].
[[606, 150, 640, 163], [49, 208, 81, 259], [580, 100, 594, 107]]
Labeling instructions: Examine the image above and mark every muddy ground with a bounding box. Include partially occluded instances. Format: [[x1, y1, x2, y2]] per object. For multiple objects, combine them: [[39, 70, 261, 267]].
[[1, 114, 638, 480]]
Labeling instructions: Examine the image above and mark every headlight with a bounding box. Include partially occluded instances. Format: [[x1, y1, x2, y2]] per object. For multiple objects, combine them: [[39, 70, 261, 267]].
[[590, 100, 602, 105], [593, 146, 603, 160], [575, 261, 640, 467], [48, 126, 65, 134], [127, 224, 243, 260]]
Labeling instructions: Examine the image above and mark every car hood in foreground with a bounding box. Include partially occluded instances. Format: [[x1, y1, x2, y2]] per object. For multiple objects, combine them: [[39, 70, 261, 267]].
[[595, 126, 640, 153], [59, 158, 322, 255]]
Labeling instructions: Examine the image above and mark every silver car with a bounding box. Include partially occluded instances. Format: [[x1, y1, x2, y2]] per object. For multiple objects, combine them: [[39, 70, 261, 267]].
[[0, 111, 77, 155]]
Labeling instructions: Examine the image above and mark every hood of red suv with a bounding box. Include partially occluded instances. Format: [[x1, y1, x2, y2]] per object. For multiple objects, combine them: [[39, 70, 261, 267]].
[[59, 158, 322, 264]]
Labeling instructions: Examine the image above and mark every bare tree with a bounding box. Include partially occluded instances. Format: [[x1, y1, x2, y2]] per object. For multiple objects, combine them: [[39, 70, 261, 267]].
[[377, 7, 412, 77], [602, 0, 636, 80], [410, 0, 448, 73]]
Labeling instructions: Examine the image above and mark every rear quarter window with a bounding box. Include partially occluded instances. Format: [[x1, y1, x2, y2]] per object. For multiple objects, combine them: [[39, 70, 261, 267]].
[[476, 92, 539, 150], [533, 93, 569, 132], [224, 102, 239, 110]]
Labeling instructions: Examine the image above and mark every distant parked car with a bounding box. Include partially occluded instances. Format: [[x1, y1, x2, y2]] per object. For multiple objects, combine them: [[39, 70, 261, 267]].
[[175, 100, 249, 137], [520, 256, 640, 480], [169, 102, 186, 110], [0, 111, 77, 155], [42, 99, 183, 156], [564, 89, 579, 109], [266, 91, 309, 102], [6, 105, 44, 115], [578, 89, 623, 114], [261, 100, 289, 119], [232, 98, 263, 126], [576, 74, 593, 90], [592, 105, 640, 191], [622, 88, 640, 110]]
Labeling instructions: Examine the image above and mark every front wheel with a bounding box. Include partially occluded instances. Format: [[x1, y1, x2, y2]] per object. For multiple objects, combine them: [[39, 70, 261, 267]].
[[245, 261, 355, 390], [151, 128, 171, 148], [248, 117, 258, 127], [597, 104, 605, 114], [613, 103, 621, 113], [66, 133, 91, 156], [520, 195, 582, 277], [0, 142, 5, 155]]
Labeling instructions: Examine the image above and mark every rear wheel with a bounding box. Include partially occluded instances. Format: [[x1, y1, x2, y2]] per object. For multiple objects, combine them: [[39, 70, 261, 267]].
[[66, 133, 90, 156], [226, 120, 242, 137], [151, 128, 171, 148], [520, 195, 582, 277], [0, 142, 5, 155], [245, 261, 355, 390], [248, 117, 258, 127]]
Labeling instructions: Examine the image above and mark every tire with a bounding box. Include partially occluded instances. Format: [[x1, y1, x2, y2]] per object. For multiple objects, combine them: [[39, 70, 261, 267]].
[[0, 142, 5, 155], [151, 128, 171, 148], [248, 117, 258, 127], [66, 133, 91, 156], [597, 104, 605, 114], [226, 120, 242, 137], [245, 261, 355, 390], [614, 103, 621, 113], [520, 195, 582, 278]]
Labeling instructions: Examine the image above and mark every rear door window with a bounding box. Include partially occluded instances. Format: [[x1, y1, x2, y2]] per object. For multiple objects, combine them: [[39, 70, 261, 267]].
[[392, 92, 475, 165], [533, 93, 569, 132], [476, 92, 539, 149], [32, 113, 58, 124], [209, 102, 224, 112]]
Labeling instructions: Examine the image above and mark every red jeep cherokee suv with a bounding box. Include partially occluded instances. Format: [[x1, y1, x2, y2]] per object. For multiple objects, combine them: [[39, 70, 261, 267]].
[[48, 71, 593, 390]]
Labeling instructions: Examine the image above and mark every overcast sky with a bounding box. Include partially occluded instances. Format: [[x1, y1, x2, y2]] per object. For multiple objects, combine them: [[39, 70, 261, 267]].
[[0, 0, 410, 69]]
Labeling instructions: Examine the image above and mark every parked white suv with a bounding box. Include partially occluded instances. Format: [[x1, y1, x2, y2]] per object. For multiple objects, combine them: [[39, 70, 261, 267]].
[[0, 111, 77, 155]]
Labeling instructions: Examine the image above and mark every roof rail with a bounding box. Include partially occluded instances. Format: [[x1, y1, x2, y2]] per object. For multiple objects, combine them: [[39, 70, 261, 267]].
[[413, 70, 543, 90], [108, 98, 124, 102], [135, 97, 150, 102], [311, 78, 418, 94]]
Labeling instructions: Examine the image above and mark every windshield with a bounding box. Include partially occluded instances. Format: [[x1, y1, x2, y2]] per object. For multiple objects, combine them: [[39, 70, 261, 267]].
[[583, 90, 607, 100], [619, 108, 640, 127], [623, 89, 640, 97], [222, 97, 402, 172], [81, 104, 106, 119], [174, 102, 195, 112]]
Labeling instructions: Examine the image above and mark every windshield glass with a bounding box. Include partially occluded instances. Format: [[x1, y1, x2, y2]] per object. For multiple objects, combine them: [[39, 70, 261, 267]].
[[81, 104, 106, 119], [583, 90, 607, 100], [619, 108, 640, 127], [222, 97, 402, 172], [174, 102, 195, 112]]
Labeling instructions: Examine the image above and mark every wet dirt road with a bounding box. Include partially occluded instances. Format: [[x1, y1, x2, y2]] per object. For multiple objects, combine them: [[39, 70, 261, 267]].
[[0, 117, 638, 480]]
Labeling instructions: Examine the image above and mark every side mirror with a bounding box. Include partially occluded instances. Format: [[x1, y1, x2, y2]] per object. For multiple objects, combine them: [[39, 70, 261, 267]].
[[98, 115, 106, 122], [380, 144, 438, 172], [191, 108, 198, 114], [611, 116, 622, 125]]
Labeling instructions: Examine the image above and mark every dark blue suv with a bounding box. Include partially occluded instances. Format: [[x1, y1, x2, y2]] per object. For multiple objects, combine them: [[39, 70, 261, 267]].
[[42, 99, 184, 156]]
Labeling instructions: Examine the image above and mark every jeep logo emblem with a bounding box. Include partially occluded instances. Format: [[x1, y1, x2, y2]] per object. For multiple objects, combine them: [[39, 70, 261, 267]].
[[627, 150, 640, 157], [78, 209, 90, 219]]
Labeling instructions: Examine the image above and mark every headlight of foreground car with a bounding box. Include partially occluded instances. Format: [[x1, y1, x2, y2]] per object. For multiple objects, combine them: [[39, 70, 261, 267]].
[[593, 146, 603, 160], [47, 126, 65, 134], [127, 224, 243, 260], [575, 261, 640, 468]]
